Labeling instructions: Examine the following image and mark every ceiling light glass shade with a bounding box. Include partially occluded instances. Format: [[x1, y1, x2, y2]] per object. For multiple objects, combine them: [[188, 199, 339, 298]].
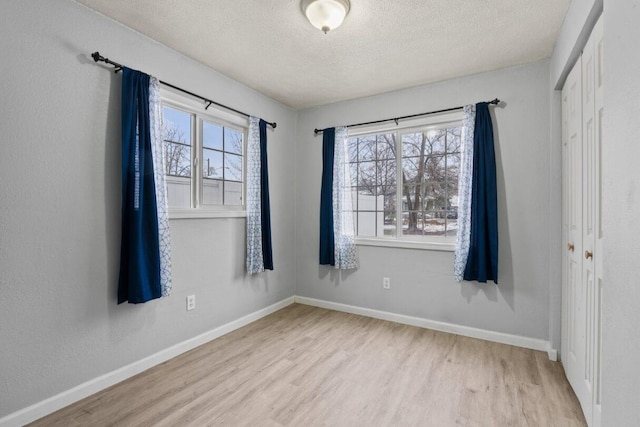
[[301, 0, 350, 33]]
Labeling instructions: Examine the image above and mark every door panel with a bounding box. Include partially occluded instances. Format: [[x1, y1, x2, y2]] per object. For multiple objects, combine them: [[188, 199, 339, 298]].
[[592, 16, 604, 427], [561, 55, 583, 400]]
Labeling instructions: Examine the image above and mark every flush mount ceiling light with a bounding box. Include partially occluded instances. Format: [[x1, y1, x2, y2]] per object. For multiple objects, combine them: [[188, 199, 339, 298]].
[[301, 0, 350, 34]]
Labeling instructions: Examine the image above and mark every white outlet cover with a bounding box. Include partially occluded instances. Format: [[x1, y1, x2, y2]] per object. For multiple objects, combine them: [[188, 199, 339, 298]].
[[186, 295, 196, 310]]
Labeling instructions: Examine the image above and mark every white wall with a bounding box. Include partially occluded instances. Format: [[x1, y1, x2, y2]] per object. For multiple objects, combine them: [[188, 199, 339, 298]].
[[601, 1, 640, 425], [0, 0, 296, 419], [295, 61, 555, 342]]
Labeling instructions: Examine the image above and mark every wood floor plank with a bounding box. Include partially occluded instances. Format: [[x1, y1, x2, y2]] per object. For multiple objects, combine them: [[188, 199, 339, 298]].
[[29, 304, 587, 427]]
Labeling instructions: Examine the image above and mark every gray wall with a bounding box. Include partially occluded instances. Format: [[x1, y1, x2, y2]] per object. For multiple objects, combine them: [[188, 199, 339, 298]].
[[295, 61, 555, 342], [0, 0, 296, 418], [602, 1, 640, 425]]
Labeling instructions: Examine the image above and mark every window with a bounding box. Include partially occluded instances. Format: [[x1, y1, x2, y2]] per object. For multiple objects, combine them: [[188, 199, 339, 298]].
[[161, 90, 247, 217], [347, 113, 462, 250]]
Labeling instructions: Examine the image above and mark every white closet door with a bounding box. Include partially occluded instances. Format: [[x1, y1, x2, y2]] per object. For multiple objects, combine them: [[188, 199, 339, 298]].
[[561, 56, 585, 409], [591, 16, 604, 427], [580, 20, 597, 421], [561, 15, 603, 427]]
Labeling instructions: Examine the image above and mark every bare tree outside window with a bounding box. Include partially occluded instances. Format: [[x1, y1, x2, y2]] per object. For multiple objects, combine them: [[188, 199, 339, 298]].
[[163, 124, 191, 177], [348, 124, 461, 240]]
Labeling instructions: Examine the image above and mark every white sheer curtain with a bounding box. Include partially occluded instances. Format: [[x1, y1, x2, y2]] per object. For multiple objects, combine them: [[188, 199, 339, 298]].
[[333, 126, 358, 269], [148, 76, 173, 296], [454, 105, 475, 281], [246, 116, 264, 274]]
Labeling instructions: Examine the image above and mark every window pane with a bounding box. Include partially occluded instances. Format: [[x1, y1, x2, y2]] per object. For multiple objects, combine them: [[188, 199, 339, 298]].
[[446, 211, 458, 237], [376, 160, 396, 187], [446, 127, 462, 154], [380, 186, 396, 212], [358, 211, 377, 237], [357, 187, 377, 211], [402, 126, 461, 241], [224, 128, 243, 154], [376, 134, 395, 160], [164, 142, 191, 177], [426, 129, 446, 154], [424, 154, 445, 182], [163, 106, 192, 144], [203, 149, 223, 179], [349, 162, 359, 183], [347, 138, 358, 163], [224, 181, 242, 206], [422, 213, 446, 236], [402, 184, 423, 211], [166, 176, 191, 208], [163, 106, 192, 178], [357, 161, 376, 187], [382, 211, 396, 237], [203, 121, 223, 150], [401, 132, 422, 158], [202, 179, 222, 206], [402, 157, 420, 182], [224, 153, 243, 182], [358, 136, 376, 161], [402, 211, 423, 236]]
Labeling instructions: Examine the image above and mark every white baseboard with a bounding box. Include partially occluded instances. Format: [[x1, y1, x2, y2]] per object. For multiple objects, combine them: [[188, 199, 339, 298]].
[[295, 296, 555, 357], [0, 296, 295, 427]]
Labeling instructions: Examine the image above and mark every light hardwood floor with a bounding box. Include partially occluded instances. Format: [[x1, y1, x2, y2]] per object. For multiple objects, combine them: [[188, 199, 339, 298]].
[[30, 304, 586, 426]]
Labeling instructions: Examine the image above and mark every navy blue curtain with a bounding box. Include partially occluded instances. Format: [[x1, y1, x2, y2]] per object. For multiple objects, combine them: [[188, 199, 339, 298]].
[[118, 68, 162, 304], [464, 102, 499, 283], [319, 128, 335, 265], [259, 119, 274, 270]]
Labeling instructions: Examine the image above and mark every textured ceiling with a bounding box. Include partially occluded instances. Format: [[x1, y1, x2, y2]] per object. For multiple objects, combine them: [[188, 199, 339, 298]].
[[75, 0, 570, 109]]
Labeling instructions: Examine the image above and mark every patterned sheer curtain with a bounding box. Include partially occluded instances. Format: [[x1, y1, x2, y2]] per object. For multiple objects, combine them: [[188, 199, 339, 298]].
[[149, 76, 173, 297], [246, 116, 273, 274], [333, 126, 358, 269], [319, 126, 358, 269], [118, 68, 172, 303], [454, 105, 475, 282]]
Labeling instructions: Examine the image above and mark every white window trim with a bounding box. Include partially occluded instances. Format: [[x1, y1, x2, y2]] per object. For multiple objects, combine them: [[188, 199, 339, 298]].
[[161, 86, 248, 219], [349, 110, 463, 252], [356, 237, 455, 252]]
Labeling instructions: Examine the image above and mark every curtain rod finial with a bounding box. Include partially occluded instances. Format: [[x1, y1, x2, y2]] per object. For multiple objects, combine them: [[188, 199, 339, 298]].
[[91, 51, 101, 62]]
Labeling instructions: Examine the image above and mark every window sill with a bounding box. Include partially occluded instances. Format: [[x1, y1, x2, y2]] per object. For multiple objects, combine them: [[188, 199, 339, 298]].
[[355, 237, 455, 252], [169, 209, 246, 220]]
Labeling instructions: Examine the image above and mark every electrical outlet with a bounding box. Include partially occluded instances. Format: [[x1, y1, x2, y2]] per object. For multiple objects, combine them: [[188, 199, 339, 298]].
[[186, 295, 196, 311], [383, 277, 391, 290]]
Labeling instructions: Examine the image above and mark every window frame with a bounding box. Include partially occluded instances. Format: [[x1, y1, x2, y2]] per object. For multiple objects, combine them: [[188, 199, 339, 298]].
[[161, 87, 248, 219], [347, 111, 464, 251]]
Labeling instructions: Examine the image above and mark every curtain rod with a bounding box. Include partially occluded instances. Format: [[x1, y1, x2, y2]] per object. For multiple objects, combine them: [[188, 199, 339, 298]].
[[91, 52, 277, 129], [313, 98, 500, 135]]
